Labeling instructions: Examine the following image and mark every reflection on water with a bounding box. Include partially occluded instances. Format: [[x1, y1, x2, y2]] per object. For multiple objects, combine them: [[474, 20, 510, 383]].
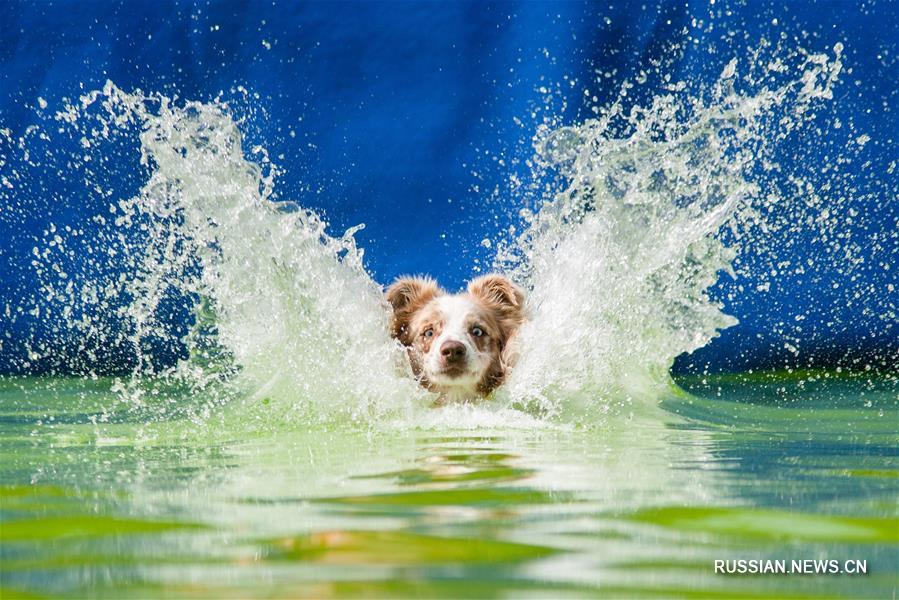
[[1, 374, 897, 598]]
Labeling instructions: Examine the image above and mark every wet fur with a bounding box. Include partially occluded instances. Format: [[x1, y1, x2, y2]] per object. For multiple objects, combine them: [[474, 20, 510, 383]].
[[386, 274, 525, 400]]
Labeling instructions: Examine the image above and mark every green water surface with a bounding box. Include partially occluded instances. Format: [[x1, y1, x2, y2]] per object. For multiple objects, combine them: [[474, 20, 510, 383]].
[[1, 372, 896, 599]]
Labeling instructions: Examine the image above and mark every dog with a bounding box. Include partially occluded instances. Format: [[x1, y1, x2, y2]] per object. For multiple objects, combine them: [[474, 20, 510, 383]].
[[386, 274, 526, 402]]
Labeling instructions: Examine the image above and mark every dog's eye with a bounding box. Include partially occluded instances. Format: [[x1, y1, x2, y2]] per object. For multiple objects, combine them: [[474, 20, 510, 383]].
[[471, 326, 485, 337], [423, 329, 434, 338]]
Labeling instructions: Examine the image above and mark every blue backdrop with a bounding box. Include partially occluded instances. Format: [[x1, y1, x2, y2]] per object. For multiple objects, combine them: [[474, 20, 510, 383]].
[[1, 0, 896, 375]]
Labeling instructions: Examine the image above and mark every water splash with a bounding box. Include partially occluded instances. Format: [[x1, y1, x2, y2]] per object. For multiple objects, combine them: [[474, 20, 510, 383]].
[[25, 83, 425, 426], [495, 46, 849, 418], [5, 43, 882, 427]]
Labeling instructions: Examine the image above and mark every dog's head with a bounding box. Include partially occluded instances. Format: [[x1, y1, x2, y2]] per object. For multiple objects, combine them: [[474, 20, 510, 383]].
[[386, 274, 526, 400]]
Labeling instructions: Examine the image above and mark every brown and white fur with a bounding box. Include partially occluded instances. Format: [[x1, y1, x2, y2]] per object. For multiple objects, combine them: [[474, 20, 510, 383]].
[[386, 274, 526, 402]]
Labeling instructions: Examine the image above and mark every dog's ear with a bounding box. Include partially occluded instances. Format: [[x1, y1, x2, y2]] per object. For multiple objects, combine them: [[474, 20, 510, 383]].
[[385, 276, 441, 343], [467, 274, 526, 322]]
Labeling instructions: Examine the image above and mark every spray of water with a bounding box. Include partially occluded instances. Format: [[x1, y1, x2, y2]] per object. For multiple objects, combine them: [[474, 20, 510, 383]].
[[4, 43, 867, 428], [26, 83, 426, 427], [496, 47, 847, 418]]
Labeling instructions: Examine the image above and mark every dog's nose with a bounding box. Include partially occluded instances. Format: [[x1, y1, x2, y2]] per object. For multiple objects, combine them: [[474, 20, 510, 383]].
[[440, 340, 466, 362]]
